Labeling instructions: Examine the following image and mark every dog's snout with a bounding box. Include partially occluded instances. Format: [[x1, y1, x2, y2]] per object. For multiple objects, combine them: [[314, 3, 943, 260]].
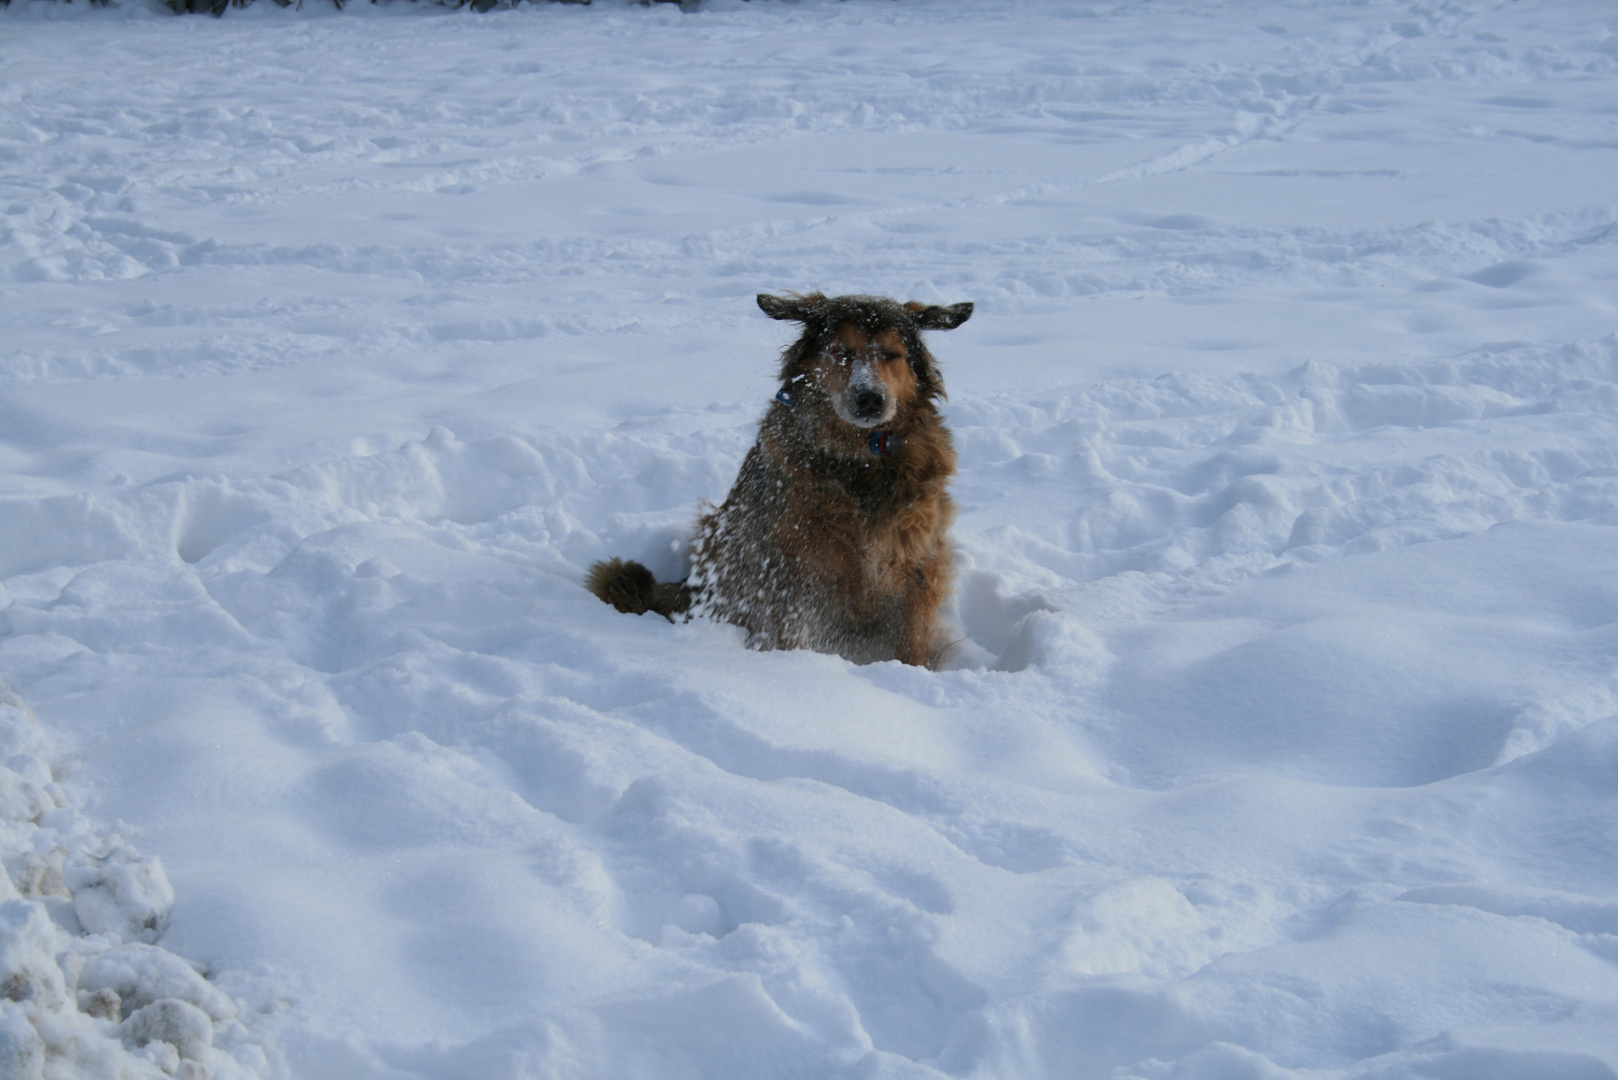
[[853, 389, 886, 419]]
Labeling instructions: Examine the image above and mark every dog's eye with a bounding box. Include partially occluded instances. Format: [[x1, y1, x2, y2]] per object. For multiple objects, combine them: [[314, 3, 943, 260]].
[[884, 352, 903, 362]]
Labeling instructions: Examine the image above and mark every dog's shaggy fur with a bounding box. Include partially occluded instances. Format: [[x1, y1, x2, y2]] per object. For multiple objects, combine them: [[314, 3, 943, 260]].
[[586, 291, 972, 667]]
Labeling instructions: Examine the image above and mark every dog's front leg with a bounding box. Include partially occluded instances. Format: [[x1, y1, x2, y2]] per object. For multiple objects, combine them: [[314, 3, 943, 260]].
[[893, 553, 950, 667]]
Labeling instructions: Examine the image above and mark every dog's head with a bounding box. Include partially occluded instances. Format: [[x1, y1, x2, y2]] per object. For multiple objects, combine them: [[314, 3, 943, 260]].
[[759, 293, 972, 432]]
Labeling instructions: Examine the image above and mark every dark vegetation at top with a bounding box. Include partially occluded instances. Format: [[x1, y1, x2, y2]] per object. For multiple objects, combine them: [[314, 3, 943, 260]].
[[4, 0, 710, 14]]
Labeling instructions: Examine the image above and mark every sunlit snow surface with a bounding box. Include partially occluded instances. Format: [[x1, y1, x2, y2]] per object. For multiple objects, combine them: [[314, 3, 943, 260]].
[[3, 0, 1618, 1077]]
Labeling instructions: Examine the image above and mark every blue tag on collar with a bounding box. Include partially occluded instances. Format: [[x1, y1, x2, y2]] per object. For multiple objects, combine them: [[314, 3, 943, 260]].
[[869, 431, 897, 456], [775, 389, 794, 406]]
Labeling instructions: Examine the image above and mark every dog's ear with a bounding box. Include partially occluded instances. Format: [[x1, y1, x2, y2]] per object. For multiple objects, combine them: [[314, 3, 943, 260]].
[[758, 293, 823, 322], [905, 301, 973, 331]]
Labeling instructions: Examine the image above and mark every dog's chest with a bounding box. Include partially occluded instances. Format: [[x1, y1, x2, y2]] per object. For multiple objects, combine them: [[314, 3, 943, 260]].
[[780, 461, 941, 574]]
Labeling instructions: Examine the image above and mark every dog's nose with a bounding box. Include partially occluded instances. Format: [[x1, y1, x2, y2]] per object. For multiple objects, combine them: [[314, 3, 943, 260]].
[[853, 389, 886, 419]]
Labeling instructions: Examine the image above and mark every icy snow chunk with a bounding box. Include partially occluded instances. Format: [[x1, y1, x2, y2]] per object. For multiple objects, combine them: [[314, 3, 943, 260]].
[[0, 757, 58, 825], [79, 943, 237, 1023], [124, 998, 215, 1066], [0, 1001, 44, 1080], [0, 900, 69, 1012], [6, 850, 68, 902], [79, 987, 120, 1022], [62, 849, 174, 944]]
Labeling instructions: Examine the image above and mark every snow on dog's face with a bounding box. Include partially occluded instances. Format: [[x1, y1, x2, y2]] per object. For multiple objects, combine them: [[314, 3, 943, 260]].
[[758, 292, 972, 444], [814, 323, 915, 429]]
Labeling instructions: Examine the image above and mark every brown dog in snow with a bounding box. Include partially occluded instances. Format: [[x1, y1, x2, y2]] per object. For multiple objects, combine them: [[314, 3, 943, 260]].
[[586, 291, 973, 667]]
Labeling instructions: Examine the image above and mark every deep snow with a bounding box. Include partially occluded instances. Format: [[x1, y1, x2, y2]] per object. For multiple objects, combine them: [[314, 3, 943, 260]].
[[2, 1, 1618, 1078]]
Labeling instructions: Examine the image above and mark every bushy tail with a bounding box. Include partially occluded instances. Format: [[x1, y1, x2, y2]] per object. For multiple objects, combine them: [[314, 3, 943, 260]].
[[585, 558, 692, 621]]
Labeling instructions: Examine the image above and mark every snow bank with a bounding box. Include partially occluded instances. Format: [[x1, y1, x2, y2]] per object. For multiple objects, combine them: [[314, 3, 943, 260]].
[[0, 690, 265, 1079]]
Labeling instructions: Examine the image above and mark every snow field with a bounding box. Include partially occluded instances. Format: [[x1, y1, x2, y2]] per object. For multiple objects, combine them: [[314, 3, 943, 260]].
[[3, 1, 1618, 1078]]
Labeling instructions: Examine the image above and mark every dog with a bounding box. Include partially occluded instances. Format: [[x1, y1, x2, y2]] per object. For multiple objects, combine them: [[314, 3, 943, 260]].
[[587, 291, 972, 667]]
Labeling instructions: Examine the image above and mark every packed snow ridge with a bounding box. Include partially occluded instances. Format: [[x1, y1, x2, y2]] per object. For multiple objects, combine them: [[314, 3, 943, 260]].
[[2, 1, 1618, 1079]]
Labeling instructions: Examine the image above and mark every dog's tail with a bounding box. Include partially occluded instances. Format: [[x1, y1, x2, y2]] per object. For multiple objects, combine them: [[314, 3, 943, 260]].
[[585, 558, 692, 621]]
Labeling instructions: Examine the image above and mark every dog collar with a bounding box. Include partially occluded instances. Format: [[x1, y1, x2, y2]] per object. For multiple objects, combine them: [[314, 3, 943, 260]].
[[775, 388, 896, 456]]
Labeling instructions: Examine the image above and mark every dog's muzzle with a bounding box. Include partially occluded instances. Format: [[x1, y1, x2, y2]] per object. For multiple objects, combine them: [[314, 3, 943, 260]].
[[852, 388, 887, 423], [840, 359, 895, 428]]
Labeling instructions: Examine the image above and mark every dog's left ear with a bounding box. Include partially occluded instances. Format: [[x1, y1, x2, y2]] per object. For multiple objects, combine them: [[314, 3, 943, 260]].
[[758, 292, 824, 322], [905, 301, 973, 331]]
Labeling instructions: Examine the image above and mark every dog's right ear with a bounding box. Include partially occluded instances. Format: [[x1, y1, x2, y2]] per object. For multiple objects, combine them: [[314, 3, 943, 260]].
[[906, 301, 974, 331], [757, 293, 823, 322]]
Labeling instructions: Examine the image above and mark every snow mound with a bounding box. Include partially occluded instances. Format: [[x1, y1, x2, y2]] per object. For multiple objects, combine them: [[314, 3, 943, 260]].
[[0, 690, 264, 1080]]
